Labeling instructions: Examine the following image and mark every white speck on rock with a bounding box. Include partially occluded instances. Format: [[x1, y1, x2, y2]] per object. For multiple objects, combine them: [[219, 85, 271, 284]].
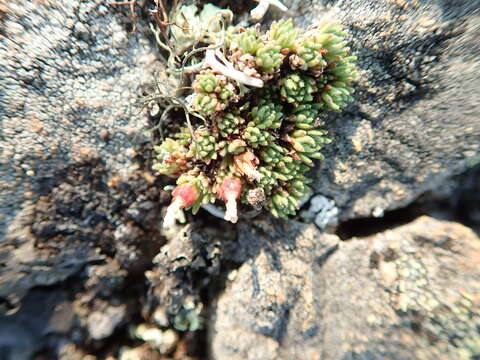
[[301, 194, 339, 230], [372, 207, 385, 218]]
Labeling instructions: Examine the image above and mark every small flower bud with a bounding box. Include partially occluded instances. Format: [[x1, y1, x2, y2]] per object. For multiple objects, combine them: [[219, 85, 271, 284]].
[[217, 178, 242, 223], [163, 184, 199, 227], [172, 183, 199, 207]]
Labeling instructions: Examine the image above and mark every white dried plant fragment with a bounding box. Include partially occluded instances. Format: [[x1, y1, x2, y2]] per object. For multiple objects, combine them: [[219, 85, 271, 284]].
[[204, 49, 264, 88], [251, 0, 288, 20], [223, 192, 239, 223]]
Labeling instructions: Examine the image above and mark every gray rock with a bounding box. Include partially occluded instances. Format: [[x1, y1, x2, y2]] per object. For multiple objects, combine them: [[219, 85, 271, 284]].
[[314, 216, 480, 360], [420, 162, 480, 234], [293, 0, 480, 220], [0, 0, 166, 356], [210, 219, 339, 360], [0, 201, 102, 306], [0, 0, 157, 240], [0, 320, 37, 360], [0, 0, 477, 240], [147, 224, 226, 315], [0, 288, 74, 360], [210, 216, 480, 360]]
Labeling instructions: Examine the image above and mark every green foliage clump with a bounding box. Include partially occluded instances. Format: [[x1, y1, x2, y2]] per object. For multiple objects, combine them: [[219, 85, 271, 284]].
[[175, 170, 213, 214], [293, 38, 327, 70], [194, 74, 219, 93], [152, 139, 188, 177], [153, 16, 357, 222], [192, 73, 236, 115], [255, 43, 283, 73], [243, 123, 273, 148], [188, 128, 217, 163], [279, 74, 317, 105], [236, 28, 261, 54], [268, 19, 299, 50], [192, 93, 219, 115], [250, 102, 283, 129], [217, 112, 244, 137]]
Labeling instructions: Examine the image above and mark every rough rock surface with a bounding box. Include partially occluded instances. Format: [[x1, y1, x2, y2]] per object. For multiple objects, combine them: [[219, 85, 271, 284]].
[[0, 0, 158, 239], [294, 0, 480, 219], [211, 216, 480, 360], [0, 0, 169, 357], [146, 221, 234, 318], [0, 0, 479, 358]]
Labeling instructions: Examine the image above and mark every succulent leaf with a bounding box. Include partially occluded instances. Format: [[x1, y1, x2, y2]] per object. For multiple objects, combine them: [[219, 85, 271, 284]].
[[293, 38, 327, 70], [192, 93, 219, 115], [279, 74, 318, 105], [217, 112, 244, 138], [255, 43, 283, 73], [250, 102, 283, 130], [268, 19, 298, 50], [237, 28, 261, 55]]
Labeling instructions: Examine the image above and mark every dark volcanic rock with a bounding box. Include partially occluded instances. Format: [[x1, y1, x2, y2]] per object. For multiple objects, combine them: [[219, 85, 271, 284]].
[[295, 0, 480, 219], [0, 0, 158, 239], [147, 224, 223, 314], [146, 221, 236, 328], [0, 0, 167, 356], [210, 216, 480, 360]]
